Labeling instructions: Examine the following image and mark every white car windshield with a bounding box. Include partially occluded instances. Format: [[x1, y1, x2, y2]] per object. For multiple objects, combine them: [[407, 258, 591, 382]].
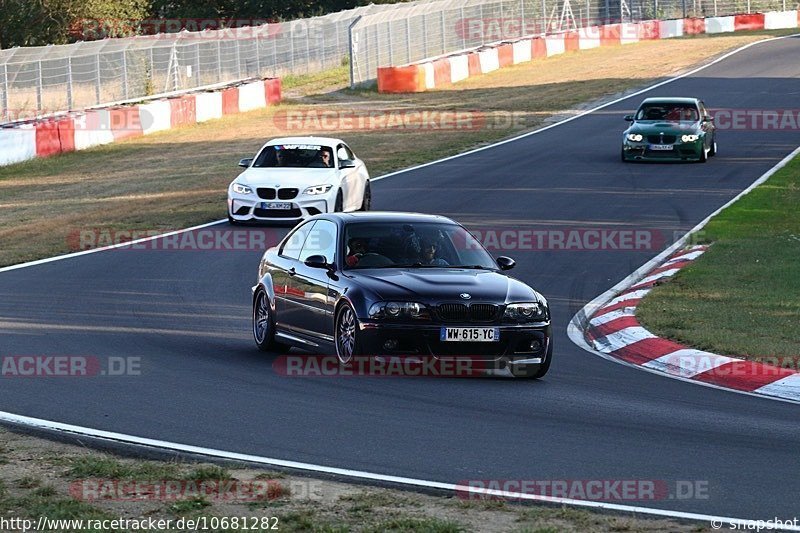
[[343, 222, 498, 270], [253, 144, 334, 168]]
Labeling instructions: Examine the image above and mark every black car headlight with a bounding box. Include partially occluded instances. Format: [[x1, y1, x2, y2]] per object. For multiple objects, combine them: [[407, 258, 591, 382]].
[[368, 301, 430, 320], [503, 302, 547, 322]]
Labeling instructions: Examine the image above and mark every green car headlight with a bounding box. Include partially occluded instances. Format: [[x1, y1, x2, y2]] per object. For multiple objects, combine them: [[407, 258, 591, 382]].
[[626, 133, 644, 142], [232, 182, 252, 194], [681, 134, 699, 142]]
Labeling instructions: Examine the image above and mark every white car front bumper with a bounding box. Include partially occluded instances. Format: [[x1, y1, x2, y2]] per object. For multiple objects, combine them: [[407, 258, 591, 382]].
[[228, 189, 335, 222]]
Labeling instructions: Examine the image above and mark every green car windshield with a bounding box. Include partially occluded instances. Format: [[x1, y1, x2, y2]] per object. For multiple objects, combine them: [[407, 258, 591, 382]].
[[636, 104, 699, 122]]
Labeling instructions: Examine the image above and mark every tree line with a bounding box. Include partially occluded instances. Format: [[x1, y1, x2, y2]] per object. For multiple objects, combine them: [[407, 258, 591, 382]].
[[0, 0, 403, 49]]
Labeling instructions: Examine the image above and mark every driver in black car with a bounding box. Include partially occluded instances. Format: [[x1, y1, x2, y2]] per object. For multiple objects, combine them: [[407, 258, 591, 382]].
[[346, 237, 368, 267], [419, 239, 449, 266]]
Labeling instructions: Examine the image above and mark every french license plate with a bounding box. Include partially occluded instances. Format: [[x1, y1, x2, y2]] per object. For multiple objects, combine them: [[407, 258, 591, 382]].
[[261, 202, 293, 210], [649, 144, 673, 151], [440, 327, 500, 342]]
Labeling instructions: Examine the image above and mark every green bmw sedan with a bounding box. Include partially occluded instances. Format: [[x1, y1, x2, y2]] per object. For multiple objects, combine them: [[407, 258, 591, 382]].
[[621, 97, 717, 163]]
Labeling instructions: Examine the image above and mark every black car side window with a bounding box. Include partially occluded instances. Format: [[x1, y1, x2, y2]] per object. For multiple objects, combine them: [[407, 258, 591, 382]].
[[279, 221, 316, 260], [299, 220, 337, 264]]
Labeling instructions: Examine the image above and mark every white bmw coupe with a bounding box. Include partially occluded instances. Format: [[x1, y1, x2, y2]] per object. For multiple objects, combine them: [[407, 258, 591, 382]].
[[227, 137, 371, 224]]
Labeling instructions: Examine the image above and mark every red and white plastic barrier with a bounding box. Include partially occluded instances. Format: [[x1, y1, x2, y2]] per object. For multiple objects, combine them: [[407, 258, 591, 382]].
[[377, 9, 797, 93], [0, 126, 36, 165], [195, 92, 224, 123], [0, 78, 282, 167]]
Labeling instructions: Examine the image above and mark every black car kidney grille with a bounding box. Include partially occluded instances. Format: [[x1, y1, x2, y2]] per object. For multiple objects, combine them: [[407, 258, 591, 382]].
[[438, 303, 498, 322], [257, 188, 276, 200], [647, 134, 677, 144], [278, 188, 299, 200], [438, 304, 468, 321], [470, 304, 499, 321]]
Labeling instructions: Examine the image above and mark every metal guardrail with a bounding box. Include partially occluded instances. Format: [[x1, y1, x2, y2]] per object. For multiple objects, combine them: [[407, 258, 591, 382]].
[[0, 1, 438, 121], [348, 0, 795, 86]]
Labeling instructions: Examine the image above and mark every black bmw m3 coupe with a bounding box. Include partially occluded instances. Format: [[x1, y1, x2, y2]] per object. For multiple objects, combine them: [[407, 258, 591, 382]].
[[252, 212, 552, 378]]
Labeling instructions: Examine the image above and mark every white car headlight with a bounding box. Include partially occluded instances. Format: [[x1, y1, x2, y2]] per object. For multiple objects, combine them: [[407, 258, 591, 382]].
[[681, 134, 699, 142], [232, 183, 252, 195], [304, 184, 333, 195], [626, 133, 644, 142]]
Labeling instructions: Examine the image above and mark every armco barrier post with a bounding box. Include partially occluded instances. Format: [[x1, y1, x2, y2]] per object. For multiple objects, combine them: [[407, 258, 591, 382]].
[[36, 60, 43, 112], [67, 57, 73, 110], [95, 54, 101, 105], [1, 63, 8, 121], [348, 16, 362, 89]]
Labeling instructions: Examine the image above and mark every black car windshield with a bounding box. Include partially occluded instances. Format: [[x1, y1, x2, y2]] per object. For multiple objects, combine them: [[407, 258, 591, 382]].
[[253, 144, 334, 168], [636, 104, 699, 122], [343, 222, 498, 270]]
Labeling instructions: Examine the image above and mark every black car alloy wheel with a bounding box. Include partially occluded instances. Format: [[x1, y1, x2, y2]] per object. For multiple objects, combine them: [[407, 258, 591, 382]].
[[253, 290, 271, 349], [335, 304, 358, 364]]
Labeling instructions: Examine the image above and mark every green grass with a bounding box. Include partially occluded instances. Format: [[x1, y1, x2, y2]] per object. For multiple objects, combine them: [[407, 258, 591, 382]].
[[64, 455, 182, 480], [637, 153, 800, 360]]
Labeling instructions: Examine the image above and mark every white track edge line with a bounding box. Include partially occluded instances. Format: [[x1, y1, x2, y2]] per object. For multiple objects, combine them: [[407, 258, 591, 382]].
[[0, 219, 227, 274], [0, 409, 794, 529], [1, 33, 799, 526], [372, 33, 800, 183]]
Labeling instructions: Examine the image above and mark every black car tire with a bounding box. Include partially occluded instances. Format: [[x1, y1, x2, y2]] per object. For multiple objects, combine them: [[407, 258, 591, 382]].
[[709, 139, 717, 157], [253, 289, 287, 352], [333, 190, 344, 212], [511, 339, 553, 379], [335, 302, 361, 364], [359, 181, 371, 211], [620, 147, 627, 162], [698, 145, 708, 163]]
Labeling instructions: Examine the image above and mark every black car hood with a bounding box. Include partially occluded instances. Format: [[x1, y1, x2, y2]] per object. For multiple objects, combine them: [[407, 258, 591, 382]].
[[347, 268, 540, 303]]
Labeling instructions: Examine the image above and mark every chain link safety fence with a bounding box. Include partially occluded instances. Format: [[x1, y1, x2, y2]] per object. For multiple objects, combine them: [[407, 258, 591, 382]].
[[0, 1, 444, 121], [349, 0, 797, 86]]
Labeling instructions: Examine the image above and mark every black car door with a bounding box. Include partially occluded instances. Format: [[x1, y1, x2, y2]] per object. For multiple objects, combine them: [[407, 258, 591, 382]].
[[273, 220, 316, 331], [292, 219, 338, 341]]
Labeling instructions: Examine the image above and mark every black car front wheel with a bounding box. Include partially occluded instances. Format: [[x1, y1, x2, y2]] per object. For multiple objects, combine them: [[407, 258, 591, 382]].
[[335, 303, 361, 364], [253, 289, 286, 352]]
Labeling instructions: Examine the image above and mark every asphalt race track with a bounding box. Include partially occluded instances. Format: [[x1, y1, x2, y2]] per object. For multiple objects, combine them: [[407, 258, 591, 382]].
[[2, 36, 800, 521]]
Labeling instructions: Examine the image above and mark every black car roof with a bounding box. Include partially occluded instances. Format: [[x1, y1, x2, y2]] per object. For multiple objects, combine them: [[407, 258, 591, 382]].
[[318, 212, 455, 224]]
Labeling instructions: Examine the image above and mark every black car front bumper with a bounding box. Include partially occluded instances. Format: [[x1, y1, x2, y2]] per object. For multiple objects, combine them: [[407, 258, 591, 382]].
[[358, 321, 551, 374]]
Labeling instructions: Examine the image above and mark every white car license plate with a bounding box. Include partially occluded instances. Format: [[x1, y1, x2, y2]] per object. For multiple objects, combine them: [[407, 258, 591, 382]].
[[440, 327, 500, 342], [261, 202, 293, 210], [649, 144, 673, 151]]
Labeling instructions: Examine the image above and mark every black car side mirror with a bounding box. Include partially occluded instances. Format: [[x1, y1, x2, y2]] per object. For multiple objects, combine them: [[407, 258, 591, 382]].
[[339, 160, 356, 169], [238, 158, 253, 168], [624, 115, 634, 122], [496, 256, 515, 270], [304, 255, 333, 270]]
